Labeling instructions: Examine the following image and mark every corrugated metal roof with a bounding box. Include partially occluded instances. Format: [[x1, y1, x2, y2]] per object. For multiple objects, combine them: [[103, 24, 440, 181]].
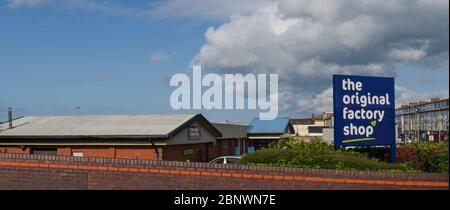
[[212, 122, 248, 139], [0, 115, 197, 137], [247, 117, 293, 134]]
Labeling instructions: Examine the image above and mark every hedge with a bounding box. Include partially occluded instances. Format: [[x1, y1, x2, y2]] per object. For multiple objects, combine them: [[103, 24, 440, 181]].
[[238, 139, 414, 172], [397, 141, 448, 173]]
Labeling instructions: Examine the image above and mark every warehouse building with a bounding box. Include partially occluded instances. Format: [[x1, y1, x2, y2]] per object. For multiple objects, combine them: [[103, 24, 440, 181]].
[[211, 122, 249, 156], [0, 113, 223, 162]]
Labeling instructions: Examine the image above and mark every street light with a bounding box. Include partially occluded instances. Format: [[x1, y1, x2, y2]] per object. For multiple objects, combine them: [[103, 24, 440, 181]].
[[415, 107, 420, 142]]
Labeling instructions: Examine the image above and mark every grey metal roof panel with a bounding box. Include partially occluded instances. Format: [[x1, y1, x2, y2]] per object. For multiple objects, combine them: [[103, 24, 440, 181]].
[[212, 122, 248, 139], [0, 115, 196, 137], [247, 117, 295, 134]]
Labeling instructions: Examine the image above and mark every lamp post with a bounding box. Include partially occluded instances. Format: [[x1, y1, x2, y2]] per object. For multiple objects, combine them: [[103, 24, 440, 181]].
[[415, 107, 420, 142]]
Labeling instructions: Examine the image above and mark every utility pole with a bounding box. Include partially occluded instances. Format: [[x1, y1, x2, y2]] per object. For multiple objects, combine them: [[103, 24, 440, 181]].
[[415, 107, 420, 142]]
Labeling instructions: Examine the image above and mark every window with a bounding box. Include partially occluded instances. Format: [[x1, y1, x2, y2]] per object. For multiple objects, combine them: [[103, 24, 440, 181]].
[[225, 158, 239, 164], [308, 127, 323, 134], [211, 158, 224, 164], [32, 148, 57, 156]]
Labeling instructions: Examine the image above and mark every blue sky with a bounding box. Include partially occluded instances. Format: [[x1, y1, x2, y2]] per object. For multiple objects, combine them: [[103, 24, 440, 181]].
[[0, 0, 448, 123]]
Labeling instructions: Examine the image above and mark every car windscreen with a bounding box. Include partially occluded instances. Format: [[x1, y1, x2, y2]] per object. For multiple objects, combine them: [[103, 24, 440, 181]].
[[212, 158, 224, 164], [226, 158, 239, 164]]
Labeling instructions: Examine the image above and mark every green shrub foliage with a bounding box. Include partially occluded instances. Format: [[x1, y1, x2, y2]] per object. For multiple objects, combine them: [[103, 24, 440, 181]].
[[239, 139, 414, 172], [397, 141, 448, 173]]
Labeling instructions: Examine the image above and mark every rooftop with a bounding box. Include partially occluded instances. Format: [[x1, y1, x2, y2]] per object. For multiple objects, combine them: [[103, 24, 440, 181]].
[[0, 114, 221, 138], [247, 117, 294, 135], [212, 122, 249, 139]]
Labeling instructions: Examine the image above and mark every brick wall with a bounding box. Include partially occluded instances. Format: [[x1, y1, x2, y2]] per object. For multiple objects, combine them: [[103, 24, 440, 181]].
[[163, 143, 210, 162], [0, 146, 31, 154], [0, 145, 164, 161], [0, 152, 447, 190], [209, 139, 237, 159]]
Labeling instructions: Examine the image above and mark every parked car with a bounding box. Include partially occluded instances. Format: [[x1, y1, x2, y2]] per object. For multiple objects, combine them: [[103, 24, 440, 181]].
[[209, 156, 241, 164]]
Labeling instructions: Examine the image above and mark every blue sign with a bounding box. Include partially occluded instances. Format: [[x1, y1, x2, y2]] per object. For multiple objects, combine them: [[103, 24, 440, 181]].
[[333, 75, 395, 149]]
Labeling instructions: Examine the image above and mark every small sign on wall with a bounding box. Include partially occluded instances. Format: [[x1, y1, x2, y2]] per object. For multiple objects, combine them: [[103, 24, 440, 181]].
[[183, 149, 194, 155], [72, 152, 83, 157], [188, 126, 201, 140]]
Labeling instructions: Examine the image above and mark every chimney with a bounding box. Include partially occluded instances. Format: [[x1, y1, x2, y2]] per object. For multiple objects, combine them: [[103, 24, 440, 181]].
[[8, 107, 12, 129], [431, 98, 441, 103]]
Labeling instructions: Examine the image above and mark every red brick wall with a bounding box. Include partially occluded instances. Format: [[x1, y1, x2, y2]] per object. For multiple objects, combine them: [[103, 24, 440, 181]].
[[209, 139, 237, 159], [163, 143, 210, 162], [116, 146, 161, 160], [70, 146, 116, 158], [1, 145, 163, 161], [57, 147, 72, 156], [0, 153, 447, 190], [0, 146, 31, 154]]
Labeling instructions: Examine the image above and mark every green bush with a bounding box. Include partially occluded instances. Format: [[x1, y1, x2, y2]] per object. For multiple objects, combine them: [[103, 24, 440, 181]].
[[346, 146, 390, 162], [239, 139, 414, 172], [397, 141, 448, 173]]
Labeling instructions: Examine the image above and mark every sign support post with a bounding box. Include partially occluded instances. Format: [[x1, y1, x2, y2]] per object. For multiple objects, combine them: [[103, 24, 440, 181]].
[[390, 143, 397, 163]]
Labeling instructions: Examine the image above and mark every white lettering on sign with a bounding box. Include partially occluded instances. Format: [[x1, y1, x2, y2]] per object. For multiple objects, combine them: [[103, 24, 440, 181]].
[[341, 78, 391, 140]]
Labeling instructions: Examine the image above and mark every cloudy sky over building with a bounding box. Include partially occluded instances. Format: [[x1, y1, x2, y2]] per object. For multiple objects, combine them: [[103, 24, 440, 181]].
[[1, 0, 448, 122]]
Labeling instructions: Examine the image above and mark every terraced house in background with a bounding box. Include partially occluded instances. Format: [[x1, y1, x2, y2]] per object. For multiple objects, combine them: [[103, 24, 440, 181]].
[[396, 98, 449, 142]]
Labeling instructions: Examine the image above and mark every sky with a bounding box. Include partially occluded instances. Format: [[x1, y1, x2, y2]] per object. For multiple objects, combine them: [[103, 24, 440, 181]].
[[0, 0, 448, 123]]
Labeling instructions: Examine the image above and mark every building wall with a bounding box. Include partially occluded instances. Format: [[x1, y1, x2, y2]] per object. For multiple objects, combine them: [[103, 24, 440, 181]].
[[168, 121, 217, 145], [293, 124, 310, 136], [322, 128, 334, 144], [396, 99, 449, 141], [0, 145, 164, 161], [0, 142, 229, 162], [57, 147, 71, 156], [0, 153, 447, 190], [70, 146, 116, 158], [162, 143, 210, 162], [209, 139, 237, 158], [293, 124, 325, 137], [116, 146, 162, 160], [0, 146, 31, 154]]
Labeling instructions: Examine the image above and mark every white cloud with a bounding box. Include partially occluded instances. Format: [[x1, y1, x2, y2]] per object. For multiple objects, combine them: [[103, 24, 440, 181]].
[[192, 0, 449, 115], [7, 0, 50, 8], [150, 0, 276, 20], [294, 85, 449, 116], [395, 85, 449, 108], [389, 47, 427, 61], [388, 40, 430, 62], [149, 51, 171, 63], [6, 0, 141, 17], [297, 87, 333, 114]]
